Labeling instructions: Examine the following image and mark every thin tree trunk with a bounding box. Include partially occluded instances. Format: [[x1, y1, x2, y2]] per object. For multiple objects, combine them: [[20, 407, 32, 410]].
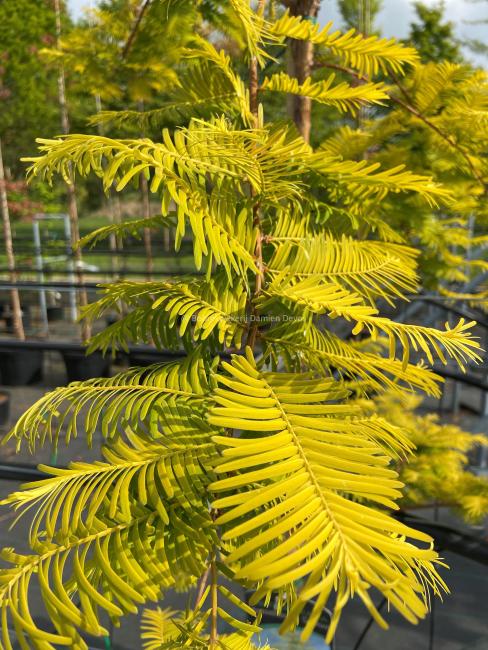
[[0, 138, 24, 340], [137, 100, 154, 279], [112, 191, 124, 261], [140, 176, 154, 279], [246, 0, 265, 349], [112, 190, 128, 315], [95, 94, 120, 278], [356, 0, 371, 129], [287, 0, 321, 143], [163, 226, 171, 253], [54, 0, 90, 341]]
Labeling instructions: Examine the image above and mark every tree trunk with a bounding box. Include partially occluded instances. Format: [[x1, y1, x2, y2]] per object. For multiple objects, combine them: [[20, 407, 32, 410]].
[[246, 0, 265, 350], [140, 173, 153, 279], [54, 0, 90, 342], [95, 94, 120, 278], [0, 139, 25, 340], [112, 191, 124, 262], [137, 101, 154, 279], [287, 0, 321, 143]]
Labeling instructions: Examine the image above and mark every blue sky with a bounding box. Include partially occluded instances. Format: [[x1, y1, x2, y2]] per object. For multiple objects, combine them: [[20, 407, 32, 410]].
[[68, 0, 487, 60]]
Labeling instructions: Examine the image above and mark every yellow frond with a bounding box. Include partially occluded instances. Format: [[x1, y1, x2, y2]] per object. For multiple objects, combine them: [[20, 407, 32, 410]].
[[267, 234, 418, 305], [262, 275, 481, 369], [261, 72, 388, 114], [270, 11, 419, 76], [262, 321, 442, 397], [306, 156, 451, 206], [209, 350, 447, 644]]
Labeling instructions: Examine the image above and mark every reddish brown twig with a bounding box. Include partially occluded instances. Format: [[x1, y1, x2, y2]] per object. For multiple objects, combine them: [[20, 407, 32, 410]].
[[122, 0, 152, 59]]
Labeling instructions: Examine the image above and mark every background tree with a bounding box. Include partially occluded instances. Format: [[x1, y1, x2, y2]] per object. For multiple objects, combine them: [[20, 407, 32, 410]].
[[0, 0, 64, 342], [0, 139, 24, 340], [365, 389, 488, 522], [408, 1, 462, 63], [0, 0, 59, 175], [50, 0, 199, 273], [56, 0, 199, 130], [462, 0, 488, 62], [338, 0, 382, 34]]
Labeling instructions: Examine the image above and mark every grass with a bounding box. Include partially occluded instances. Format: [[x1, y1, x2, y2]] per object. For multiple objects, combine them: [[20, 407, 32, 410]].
[[10, 213, 117, 239]]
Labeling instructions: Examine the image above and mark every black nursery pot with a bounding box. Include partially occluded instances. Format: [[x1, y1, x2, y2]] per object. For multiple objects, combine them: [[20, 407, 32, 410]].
[[0, 390, 10, 426], [128, 350, 181, 367], [4, 306, 31, 333], [0, 347, 43, 386], [47, 306, 64, 322], [105, 313, 119, 327], [62, 349, 111, 382]]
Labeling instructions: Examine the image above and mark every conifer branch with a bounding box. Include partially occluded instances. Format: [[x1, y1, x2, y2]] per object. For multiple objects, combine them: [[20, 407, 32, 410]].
[[314, 59, 486, 188], [246, 0, 266, 349]]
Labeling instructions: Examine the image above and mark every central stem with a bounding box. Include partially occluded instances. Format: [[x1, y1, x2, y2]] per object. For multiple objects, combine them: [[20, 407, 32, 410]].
[[210, 553, 218, 648], [246, 0, 265, 349]]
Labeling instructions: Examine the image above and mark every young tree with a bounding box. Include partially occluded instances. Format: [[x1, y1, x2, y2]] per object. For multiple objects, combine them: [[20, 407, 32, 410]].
[[50, 0, 199, 276], [53, 0, 92, 341], [0, 0, 62, 338], [0, 2, 484, 648]]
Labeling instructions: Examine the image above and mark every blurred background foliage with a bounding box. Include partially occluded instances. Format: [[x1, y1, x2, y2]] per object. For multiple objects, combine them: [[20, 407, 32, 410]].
[[0, 0, 482, 209]]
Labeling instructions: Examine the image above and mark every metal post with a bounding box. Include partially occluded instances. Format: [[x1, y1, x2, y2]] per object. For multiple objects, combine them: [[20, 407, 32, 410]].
[[32, 217, 49, 335]]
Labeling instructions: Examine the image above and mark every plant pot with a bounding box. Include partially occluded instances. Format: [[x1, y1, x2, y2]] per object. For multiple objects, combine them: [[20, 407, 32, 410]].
[[0, 390, 10, 426], [128, 350, 180, 367], [47, 306, 64, 321], [106, 313, 119, 327], [0, 348, 43, 386], [62, 350, 111, 382]]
